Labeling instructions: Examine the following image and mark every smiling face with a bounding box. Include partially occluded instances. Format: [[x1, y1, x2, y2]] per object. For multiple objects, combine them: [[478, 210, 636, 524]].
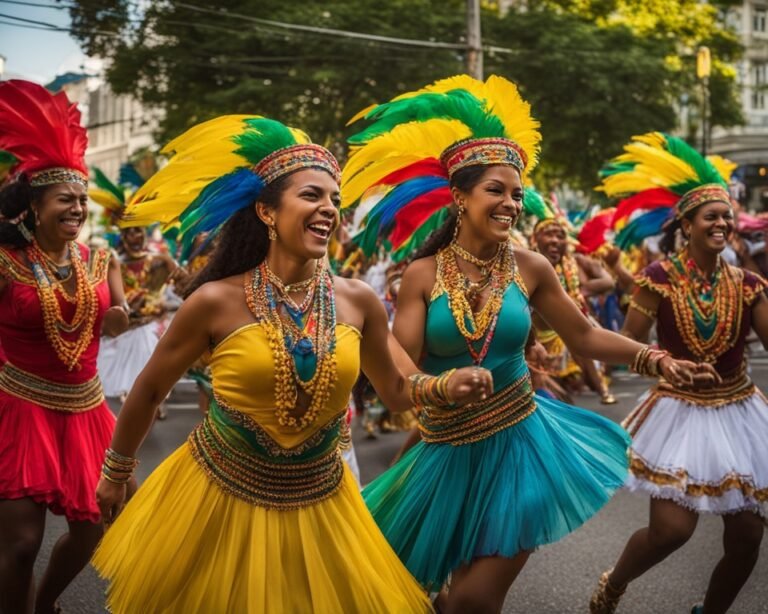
[[256, 168, 341, 261], [30, 182, 88, 244], [682, 200, 734, 255], [451, 165, 524, 245], [534, 222, 568, 265]]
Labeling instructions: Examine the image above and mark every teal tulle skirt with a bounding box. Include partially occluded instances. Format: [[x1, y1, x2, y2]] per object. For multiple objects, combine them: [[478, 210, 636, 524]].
[[363, 394, 631, 590]]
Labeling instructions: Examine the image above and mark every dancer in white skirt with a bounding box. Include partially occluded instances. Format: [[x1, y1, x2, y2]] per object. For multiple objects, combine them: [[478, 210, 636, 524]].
[[591, 134, 768, 614], [98, 226, 177, 408]]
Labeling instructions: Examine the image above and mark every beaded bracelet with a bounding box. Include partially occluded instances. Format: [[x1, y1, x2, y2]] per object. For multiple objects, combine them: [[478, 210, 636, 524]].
[[630, 346, 669, 377], [101, 447, 139, 485], [408, 368, 456, 408]]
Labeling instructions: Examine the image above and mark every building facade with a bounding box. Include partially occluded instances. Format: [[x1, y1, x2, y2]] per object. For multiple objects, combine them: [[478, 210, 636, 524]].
[[49, 73, 161, 183], [713, 1, 768, 211]]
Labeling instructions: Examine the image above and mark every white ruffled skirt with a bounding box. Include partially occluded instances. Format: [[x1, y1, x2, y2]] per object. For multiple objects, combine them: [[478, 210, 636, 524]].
[[97, 320, 163, 397], [623, 388, 768, 516]]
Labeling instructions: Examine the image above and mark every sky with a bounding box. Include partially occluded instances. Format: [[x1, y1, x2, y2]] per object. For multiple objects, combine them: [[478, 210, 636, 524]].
[[0, 1, 88, 84]]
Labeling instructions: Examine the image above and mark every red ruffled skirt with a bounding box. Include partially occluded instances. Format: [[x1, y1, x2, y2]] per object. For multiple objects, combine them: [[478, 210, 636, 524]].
[[0, 390, 115, 523]]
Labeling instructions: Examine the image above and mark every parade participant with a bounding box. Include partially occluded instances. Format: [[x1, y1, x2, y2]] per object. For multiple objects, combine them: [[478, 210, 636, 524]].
[[92, 115, 490, 613], [530, 215, 619, 404], [591, 133, 768, 614], [0, 80, 128, 614], [341, 75, 715, 613], [99, 226, 177, 410], [90, 170, 178, 414]]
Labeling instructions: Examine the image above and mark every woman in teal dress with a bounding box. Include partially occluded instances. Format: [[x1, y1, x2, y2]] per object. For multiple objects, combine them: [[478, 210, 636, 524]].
[[341, 75, 717, 612]]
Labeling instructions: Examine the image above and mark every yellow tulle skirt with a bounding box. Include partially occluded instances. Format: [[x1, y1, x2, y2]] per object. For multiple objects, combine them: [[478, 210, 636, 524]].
[[92, 445, 432, 613]]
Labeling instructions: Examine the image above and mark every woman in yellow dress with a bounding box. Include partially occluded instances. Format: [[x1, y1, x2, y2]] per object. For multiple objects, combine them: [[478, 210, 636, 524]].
[[92, 115, 491, 613]]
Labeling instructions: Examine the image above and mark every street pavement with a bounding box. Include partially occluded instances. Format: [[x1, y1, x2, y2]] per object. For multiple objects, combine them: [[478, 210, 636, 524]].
[[36, 360, 768, 613]]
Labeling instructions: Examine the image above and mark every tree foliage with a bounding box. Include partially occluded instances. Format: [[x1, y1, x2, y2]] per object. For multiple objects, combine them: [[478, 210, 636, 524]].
[[66, 0, 743, 190]]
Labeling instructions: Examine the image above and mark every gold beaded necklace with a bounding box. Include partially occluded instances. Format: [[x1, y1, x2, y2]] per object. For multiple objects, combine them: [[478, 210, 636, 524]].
[[665, 249, 743, 362], [27, 241, 99, 370], [450, 242, 501, 277], [245, 260, 338, 430], [435, 240, 515, 364]]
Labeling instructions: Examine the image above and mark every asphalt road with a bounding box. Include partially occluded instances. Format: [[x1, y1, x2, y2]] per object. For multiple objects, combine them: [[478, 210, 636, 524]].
[[35, 358, 768, 613]]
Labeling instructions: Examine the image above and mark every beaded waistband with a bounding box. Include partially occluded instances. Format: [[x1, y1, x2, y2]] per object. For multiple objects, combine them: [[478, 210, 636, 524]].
[[419, 372, 536, 446], [188, 412, 345, 510], [0, 362, 104, 412], [653, 364, 755, 407]]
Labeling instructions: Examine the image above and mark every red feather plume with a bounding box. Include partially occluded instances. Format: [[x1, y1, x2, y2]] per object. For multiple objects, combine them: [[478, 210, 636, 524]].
[[390, 187, 451, 248], [577, 208, 615, 254], [0, 80, 88, 177], [374, 158, 447, 188]]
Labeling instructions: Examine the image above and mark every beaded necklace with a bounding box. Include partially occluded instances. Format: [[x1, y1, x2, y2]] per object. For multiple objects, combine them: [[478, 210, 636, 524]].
[[665, 249, 742, 362], [436, 239, 515, 365], [26, 241, 99, 370], [121, 256, 152, 305], [554, 254, 588, 313], [245, 260, 337, 430]]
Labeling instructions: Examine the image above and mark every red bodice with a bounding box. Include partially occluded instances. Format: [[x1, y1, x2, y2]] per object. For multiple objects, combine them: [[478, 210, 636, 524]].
[[0, 243, 110, 383]]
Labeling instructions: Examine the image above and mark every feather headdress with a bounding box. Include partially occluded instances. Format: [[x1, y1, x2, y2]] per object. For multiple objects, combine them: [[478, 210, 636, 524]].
[[598, 132, 733, 249], [341, 75, 541, 261], [122, 115, 340, 259], [0, 80, 88, 187]]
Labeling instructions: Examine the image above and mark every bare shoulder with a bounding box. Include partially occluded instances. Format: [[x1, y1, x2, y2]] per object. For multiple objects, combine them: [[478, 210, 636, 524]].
[[333, 275, 379, 304], [512, 247, 550, 275], [186, 274, 244, 312], [400, 256, 437, 295]]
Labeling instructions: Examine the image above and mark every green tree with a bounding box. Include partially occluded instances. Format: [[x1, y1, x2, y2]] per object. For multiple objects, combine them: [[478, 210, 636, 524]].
[[67, 0, 467, 153], [67, 0, 743, 191]]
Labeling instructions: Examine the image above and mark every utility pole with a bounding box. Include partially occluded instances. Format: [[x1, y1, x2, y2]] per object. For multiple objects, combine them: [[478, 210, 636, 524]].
[[466, 0, 483, 79], [697, 46, 711, 156]]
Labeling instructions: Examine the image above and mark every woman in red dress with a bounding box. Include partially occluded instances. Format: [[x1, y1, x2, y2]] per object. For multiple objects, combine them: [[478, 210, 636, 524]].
[[0, 80, 128, 614]]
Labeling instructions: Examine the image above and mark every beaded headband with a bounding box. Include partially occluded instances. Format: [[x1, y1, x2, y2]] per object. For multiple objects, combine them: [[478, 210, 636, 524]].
[[253, 144, 341, 186], [533, 217, 567, 234], [676, 184, 731, 219], [440, 137, 527, 178], [29, 167, 88, 188]]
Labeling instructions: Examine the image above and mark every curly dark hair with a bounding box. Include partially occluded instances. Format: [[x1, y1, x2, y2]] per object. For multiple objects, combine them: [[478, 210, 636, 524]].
[[182, 173, 292, 297], [411, 165, 495, 261], [658, 211, 695, 255], [0, 176, 45, 247]]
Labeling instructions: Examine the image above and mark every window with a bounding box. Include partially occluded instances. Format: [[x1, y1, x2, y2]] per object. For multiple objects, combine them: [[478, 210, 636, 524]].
[[753, 62, 767, 110], [755, 6, 767, 33]]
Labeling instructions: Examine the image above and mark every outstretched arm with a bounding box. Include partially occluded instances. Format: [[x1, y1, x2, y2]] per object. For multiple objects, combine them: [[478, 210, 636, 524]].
[[97, 285, 218, 522], [525, 251, 715, 386], [356, 280, 492, 413]]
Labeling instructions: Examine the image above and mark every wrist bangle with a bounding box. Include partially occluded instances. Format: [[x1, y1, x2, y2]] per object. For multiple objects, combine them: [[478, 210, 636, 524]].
[[630, 346, 669, 377]]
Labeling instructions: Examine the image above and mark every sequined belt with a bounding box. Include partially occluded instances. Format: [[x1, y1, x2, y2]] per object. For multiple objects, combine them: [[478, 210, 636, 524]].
[[0, 362, 104, 412], [419, 372, 537, 445], [188, 414, 344, 510], [653, 364, 756, 408]]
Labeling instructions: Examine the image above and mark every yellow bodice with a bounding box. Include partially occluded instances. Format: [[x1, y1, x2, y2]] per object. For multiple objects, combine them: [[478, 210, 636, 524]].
[[209, 322, 361, 450]]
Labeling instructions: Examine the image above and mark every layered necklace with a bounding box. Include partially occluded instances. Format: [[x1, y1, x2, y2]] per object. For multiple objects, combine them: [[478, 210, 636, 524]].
[[245, 259, 337, 430], [27, 240, 99, 370], [554, 254, 588, 313], [665, 248, 742, 362], [438, 239, 515, 365]]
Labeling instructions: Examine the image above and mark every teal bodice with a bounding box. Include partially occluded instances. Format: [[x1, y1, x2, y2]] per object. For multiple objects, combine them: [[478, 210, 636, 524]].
[[422, 281, 531, 388]]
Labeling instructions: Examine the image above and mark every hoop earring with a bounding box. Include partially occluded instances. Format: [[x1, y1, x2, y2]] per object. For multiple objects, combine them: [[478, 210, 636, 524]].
[[268, 224, 277, 241], [453, 204, 465, 242]]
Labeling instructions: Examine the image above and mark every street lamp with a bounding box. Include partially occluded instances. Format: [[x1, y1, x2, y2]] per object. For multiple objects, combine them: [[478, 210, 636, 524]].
[[697, 46, 711, 156]]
